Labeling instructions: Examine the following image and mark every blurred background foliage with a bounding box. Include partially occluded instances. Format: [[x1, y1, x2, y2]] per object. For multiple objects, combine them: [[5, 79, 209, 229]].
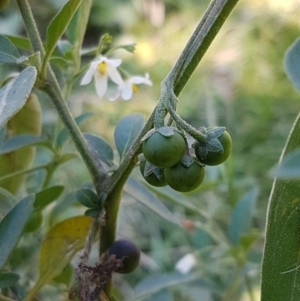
[[1, 0, 300, 300]]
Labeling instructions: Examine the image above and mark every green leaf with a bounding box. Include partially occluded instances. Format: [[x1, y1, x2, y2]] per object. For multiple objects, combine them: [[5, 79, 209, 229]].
[[0, 272, 20, 289], [0, 35, 20, 64], [26, 216, 92, 299], [261, 111, 300, 300], [0, 66, 37, 129], [84, 208, 100, 217], [0, 194, 35, 269], [270, 148, 300, 179], [34, 186, 65, 210], [125, 177, 180, 226], [75, 188, 98, 208], [0, 134, 51, 155], [133, 272, 201, 300], [228, 187, 259, 244], [114, 114, 144, 161], [5, 35, 32, 51], [66, 0, 92, 70], [284, 37, 300, 91], [56, 112, 93, 147], [84, 133, 114, 166], [45, 0, 83, 62]]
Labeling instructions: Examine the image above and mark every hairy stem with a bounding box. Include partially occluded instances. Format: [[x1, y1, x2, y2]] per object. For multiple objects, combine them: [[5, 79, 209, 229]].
[[99, 0, 240, 298], [43, 83, 106, 190], [16, 0, 105, 191]]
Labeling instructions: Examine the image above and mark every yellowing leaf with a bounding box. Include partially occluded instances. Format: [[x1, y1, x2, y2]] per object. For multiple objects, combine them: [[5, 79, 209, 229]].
[[25, 216, 92, 301]]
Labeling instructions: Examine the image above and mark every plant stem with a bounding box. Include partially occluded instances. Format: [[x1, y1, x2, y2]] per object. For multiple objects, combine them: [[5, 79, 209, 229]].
[[166, 92, 206, 141], [16, 0, 106, 192], [15, 0, 45, 58], [43, 83, 106, 190], [0, 164, 48, 183], [99, 0, 241, 297]]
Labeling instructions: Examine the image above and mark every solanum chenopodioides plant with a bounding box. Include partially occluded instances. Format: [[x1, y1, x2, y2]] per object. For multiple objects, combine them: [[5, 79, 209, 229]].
[[0, 0, 240, 300]]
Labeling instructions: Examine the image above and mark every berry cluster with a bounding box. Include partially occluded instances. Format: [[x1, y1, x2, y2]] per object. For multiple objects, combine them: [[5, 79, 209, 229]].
[[139, 126, 232, 192]]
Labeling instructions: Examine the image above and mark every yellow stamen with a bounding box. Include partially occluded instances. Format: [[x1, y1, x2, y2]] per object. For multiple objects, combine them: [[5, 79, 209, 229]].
[[132, 84, 138, 93], [97, 62, 106, 76]]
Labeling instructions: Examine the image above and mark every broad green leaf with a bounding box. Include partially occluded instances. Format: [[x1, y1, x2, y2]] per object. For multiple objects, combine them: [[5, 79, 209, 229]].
[[0, 134, 50, 155], [45, 0, 83, 62], [84, 133, 114, 166], [0, 194, 35, 269], [27, 216, 92, 300], [284, 37, 300, 91], [228, 187, 259, 244], [0, 35, 20, 64], [0, 125, 5, 147], [261, 111, 300, 300], [75, 188, 98, 208], [0, 67, 37, 128], [125, 177, 180, 226], [0, 93, 42, 194], [34, 186, 65, 210], [6, 35, 32, 51], [56, 112, 93, 147], [0, 272, 20, 289], [270, 148, 300, 179], [133, 272, 201, 300], [114, 114, 144, 161]]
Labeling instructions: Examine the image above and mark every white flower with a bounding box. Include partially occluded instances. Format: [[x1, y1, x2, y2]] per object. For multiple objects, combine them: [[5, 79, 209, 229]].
[[80, 56, 124, 98], [175, 253, 197, 274], [110, 73, 152, 101]]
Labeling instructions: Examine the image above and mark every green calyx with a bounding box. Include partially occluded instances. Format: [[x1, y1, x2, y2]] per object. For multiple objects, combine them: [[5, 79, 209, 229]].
[[192, 127, 232, 166]]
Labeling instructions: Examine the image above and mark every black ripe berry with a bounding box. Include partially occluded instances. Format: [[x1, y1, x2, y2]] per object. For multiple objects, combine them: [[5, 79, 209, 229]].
[[109, 239, 140, 274]]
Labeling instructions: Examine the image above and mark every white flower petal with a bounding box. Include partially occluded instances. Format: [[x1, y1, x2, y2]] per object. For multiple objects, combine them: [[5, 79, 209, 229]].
[[130, 75, 152, 86], [80, 66, 96, 85], [121, 84, 133, 101], [106, 64, 124, 85], [105, 58, 122, 67], [175, 253, 196, 275], [96, 56, 105, 63], [94, 73, 108, 98]]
